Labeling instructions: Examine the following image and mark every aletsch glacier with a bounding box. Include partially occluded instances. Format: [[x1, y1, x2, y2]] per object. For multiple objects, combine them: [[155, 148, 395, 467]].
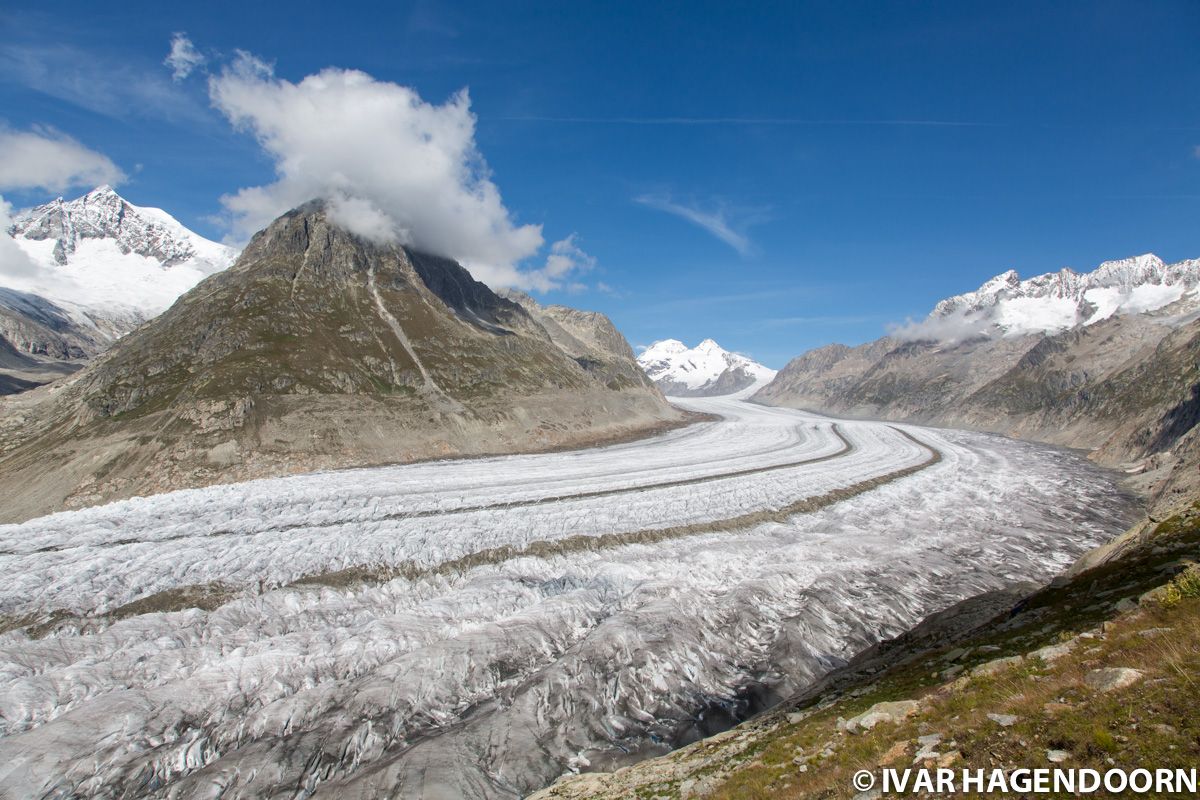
[[0, 394, 1135, 799]]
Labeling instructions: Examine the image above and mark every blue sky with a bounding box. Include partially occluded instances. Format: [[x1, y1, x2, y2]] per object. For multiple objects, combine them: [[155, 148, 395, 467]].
[[2, 0, 1199, 367]]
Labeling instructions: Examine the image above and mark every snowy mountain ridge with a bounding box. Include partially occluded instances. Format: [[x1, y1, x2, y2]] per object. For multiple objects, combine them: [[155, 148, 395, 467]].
[[911, 252, 1200, 340], [638, 338, 776, 397], [5, 186, 238, 326]]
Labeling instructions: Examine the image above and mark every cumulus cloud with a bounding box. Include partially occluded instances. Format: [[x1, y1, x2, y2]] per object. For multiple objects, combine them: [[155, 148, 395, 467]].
[[888, 312, 995, 343], [634, 194, 763, 256], [0, 196, 41, 283], [165, 33, 205, 81], [0, 125, 125, 193], [532, 234, 596, 291], [208, 52, 590, 290]]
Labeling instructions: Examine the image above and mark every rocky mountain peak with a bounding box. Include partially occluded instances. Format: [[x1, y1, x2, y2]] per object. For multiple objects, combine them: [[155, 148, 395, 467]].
[[0, 200, 680, 516], [10, 185, 232, 269], [921, 252, 1200, 339], [1, 187, 240, 367]]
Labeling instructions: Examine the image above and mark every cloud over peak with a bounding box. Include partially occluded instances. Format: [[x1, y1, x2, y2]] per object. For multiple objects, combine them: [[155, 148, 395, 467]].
[[208, 52, 588, 291], [0, 124, 125, 193]]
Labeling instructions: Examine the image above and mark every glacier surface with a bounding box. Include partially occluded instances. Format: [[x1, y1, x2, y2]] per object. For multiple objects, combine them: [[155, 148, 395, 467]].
[[0, 396, 1135, 799]]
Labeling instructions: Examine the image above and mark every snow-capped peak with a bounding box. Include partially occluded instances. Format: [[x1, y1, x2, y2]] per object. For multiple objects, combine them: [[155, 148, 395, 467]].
[[638, 338, 776, 397], [3, 186, 239, 334], [639, 338, 688, 360], [909, 253, 1200, 341]]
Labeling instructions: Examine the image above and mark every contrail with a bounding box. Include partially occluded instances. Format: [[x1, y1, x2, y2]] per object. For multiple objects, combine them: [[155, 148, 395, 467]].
[[496, 115, 996, 127]]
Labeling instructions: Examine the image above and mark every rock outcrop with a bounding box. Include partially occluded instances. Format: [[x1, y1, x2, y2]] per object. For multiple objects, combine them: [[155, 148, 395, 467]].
[[499, 289, 658, 392]]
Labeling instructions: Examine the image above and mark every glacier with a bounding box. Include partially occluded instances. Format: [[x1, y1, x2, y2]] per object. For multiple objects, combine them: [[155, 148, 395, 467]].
[[0, 395, 1135, 798]]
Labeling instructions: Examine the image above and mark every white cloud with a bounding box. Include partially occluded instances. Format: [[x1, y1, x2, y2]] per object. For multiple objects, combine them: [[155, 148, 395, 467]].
[[889, 312, 984, 343], [0, 196, 42, 283], [209, 52, 590, 291], [634, 194, 753, 255], [165, 33, 205, 81], [532, 234, 596, 291], [0, 125, 125, 193]]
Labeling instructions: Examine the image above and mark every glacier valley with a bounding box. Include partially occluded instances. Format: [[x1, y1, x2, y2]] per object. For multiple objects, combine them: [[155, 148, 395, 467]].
[[0, 395, 1136, 799]]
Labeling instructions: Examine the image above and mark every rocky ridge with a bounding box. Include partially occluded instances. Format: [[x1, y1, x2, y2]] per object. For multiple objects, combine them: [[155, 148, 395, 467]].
[[755, 252, 1200, 513], [919, 252, 1200, 338]]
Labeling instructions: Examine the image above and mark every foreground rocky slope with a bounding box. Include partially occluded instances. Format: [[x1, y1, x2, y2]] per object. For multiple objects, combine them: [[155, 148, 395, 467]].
[[0, 202, 680, 521]]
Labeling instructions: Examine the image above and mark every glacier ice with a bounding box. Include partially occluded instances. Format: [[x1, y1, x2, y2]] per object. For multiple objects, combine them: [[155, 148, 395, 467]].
[[0, 396, 1135, 798]]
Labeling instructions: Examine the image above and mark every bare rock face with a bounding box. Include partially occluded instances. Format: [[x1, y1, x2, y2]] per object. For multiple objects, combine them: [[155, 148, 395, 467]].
[[11, 185, 212, 267], [1084, 667, 1143, 693], [498, 289, 659, 393], [0, 202, 682, 521], [0, 288, 127, 361]]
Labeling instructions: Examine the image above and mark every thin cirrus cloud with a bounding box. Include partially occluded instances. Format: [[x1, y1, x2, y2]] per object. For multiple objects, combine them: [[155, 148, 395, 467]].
[[500, 115, 993, 128], [0, 41, 208, 122], [634, 194, 757, 256], [205, 47, 594, 292]]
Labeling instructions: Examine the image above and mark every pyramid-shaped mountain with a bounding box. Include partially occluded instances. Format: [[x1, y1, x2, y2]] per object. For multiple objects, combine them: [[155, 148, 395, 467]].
[[0, 202, 679, 521]]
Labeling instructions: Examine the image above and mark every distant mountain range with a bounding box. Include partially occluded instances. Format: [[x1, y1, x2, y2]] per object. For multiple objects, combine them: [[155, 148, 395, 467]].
[[637, 338, 775, 396], [905, 253, 1200, 340]]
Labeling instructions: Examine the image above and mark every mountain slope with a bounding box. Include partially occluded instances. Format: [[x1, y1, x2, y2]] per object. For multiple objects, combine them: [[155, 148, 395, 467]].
[[7, 185, 237, 323], [0, 202, 682, 521], [0, 187, 240, 393], [905, 253, 1200, 340], [500, 289, 658, 392], [638, 338, 776, 396], [754, 252, 1200, 505]]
